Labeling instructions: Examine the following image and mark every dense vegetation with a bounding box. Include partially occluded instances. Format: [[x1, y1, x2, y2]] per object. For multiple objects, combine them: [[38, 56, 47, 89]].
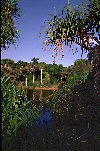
[[1, 0, 100, 150], [41, 0, 100, 100], [2, 57, 99, 151], [1, 57, 92, 88], [1, 57, 95, 150], [1, 0, 20, 51]]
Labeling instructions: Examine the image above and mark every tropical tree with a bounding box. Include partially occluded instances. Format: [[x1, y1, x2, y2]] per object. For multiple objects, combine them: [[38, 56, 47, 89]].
[[41, 0, 100, 101], [1, 59, 15, 67], [30, 59, 40, 84], [31, 57, 39, 65], [37, 62, 46, 70], [41, 1, 100, 146], [74, 59, 87, 66], [16, 60, 28, 67], [45, 64, 63, 84], [1, 59, 16, 79], [1, 0, 20, 51], [30, 65, 36, 84], [73, 59, 92, 73], [14, 61, 28, 86]]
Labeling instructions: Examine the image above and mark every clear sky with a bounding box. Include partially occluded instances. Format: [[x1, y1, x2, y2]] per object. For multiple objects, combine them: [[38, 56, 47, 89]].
[[1, 0, 89, 67]]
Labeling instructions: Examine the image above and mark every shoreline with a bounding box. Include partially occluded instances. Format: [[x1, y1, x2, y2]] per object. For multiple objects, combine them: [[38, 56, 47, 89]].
[[17, 86, 59, 90]]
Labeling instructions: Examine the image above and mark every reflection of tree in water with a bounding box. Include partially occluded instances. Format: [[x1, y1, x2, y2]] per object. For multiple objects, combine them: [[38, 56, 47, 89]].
[[33, 96, 43, 108]]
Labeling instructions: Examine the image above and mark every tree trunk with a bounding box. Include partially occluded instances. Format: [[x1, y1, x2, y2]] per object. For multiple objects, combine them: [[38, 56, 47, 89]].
[[33, 74, 35, 83], [25, 77, 27, 86], [41, 69, 42, 84]]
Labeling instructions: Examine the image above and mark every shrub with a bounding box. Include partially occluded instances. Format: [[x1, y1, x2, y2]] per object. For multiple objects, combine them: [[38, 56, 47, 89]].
[[1, 75, 39, 139]]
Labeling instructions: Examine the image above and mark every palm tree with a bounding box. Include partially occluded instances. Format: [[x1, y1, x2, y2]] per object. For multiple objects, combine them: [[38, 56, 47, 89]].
[[31, 57, 39, 65], [30, 65, 37, 84]]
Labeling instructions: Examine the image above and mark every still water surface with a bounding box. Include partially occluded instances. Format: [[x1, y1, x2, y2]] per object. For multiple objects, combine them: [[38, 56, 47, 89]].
[[26, 89, 56, 101]]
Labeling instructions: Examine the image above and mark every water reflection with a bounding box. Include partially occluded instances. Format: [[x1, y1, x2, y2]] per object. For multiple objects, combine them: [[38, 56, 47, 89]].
[[27, 89, 55, 101], [30, 107, 54, 129]]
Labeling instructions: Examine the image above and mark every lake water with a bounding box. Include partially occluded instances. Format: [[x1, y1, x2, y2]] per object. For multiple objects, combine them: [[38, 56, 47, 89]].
[[26, 89, 56, 101]]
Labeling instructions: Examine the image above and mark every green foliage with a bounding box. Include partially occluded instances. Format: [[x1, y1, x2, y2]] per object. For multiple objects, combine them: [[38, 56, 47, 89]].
[[37, 62, 46, 69], [41, 0, 100, 61], [65, 70, 89, 88], [26, 73, 32, 86], [1, 59, 15, 67], [45, 64, 63, 83], [1, 75, 38, 138], [46, 86, 72, 114], [1, 58, 92, 88], [47, 61, 91, 113], [61, 59, 91, 89], [16, 60, 28, 67], [1, 0, 20, 51], [74, 59, 86, 66], [31, 57, 39, 65]]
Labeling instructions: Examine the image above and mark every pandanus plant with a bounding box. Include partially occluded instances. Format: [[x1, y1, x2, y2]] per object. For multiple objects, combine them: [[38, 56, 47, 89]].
[[41, 0, 100, 101]]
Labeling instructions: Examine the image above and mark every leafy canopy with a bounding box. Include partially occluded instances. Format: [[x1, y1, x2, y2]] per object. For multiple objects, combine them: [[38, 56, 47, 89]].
[[1, 59, 15, 66], [1, 0, 20, 51], [41, 0, 100, 61], [31, 57, 39, 64]]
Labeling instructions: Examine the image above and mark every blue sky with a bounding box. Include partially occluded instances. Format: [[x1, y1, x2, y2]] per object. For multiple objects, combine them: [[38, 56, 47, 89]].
[[1, 0, 89, 67]]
